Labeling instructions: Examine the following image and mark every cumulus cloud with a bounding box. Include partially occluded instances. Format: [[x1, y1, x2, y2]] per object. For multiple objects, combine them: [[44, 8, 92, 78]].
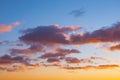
[[19, 24, 80, 44], [71, 22, 120, 44], [0, 22, 20, 33]]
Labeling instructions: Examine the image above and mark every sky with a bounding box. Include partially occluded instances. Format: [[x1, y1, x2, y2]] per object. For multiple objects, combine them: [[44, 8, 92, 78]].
[[1, 0, 120, 80]]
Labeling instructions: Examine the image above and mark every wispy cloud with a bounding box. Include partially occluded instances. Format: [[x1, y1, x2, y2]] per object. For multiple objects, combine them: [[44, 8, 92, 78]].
[[0, 22, 20, 33], [62, 64, 120, 70], [65, 57, 80, 64], [69, 8, 85, 17]]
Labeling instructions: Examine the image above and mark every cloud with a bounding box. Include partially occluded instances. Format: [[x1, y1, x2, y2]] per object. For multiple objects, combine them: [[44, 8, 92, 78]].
[[0, 54, 29, 65], [0, 41, 2, 45], [2, 22, 120, 72], [63, 56, 109, 64], [89, 56, 110, 61], [41, 62, 61, 67], [19, 24, 80, 44], [0, 54, 39, 71], [40, 48, 80, 59], [47, 57, 60, 63], [10, 44, 43, 56], [40, 52, 66, 59], [69, 8, 85, 17], [71, 22, 120, 44], [0, 64, 39, 72], [109, 44, 120, 51], [41, 55, 108, 68], [56, 48, 80, 54], [65, 57, 80, 64], [62, 64, 120, 70], [0, 22, 20, 33], [0, 65, 28, 72], [96, 64, 120, 69]]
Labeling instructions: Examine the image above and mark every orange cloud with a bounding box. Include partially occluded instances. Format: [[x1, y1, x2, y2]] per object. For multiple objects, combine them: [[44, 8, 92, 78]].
[[109, 44, 120, 51], [0, 22, 20, 33], [62, 64, 120, 70]]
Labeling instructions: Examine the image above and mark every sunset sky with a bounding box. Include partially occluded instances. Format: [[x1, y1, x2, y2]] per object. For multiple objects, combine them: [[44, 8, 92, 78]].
[[1, 0, 120, 80]]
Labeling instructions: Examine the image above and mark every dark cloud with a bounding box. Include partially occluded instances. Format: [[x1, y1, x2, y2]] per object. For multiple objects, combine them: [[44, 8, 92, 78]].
[[20, 25, 80, 44], [47, 57, 60, 63], [40, 48, 80, 59], [40, 52, 66, 59], [56, 48, 80, 54], [69, 8, 85, 17], [71, 22, 120, 44], [0, 54, 23, 64], [0, 54, 29, 65], [65, 57, 80, 64], [0, 54, 40, 71], [10, 45, 43, 55]]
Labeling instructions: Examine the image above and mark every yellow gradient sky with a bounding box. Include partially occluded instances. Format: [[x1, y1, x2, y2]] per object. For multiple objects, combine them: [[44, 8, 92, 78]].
[[1, 67, 120, 80]]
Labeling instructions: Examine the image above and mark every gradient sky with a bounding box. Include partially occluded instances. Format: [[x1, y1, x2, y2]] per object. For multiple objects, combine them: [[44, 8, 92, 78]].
[[1, 0, 120, 80]]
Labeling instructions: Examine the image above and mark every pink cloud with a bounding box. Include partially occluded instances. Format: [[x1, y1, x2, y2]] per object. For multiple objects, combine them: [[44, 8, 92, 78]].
[[0, 22, 20, 33]]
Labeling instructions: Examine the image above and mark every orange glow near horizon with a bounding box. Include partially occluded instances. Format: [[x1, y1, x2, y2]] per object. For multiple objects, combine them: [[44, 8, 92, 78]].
[[1, 67, 120, 80]]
